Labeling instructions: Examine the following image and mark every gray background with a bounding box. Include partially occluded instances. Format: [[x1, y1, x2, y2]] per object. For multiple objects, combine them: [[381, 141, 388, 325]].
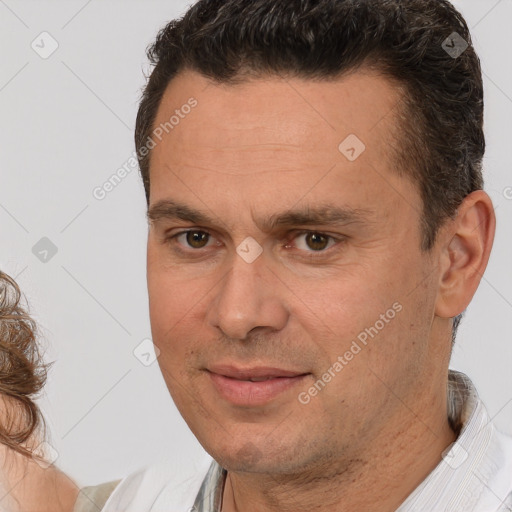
[[0, 0, 511, 488]]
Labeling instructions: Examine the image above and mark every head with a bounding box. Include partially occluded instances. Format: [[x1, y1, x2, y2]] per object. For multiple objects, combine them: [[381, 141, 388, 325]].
[[0, 271, 49, 459], [139, 0, 495, 475]]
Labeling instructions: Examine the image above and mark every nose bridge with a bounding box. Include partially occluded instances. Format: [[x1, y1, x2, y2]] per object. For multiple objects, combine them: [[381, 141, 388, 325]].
[[207, 251, 288, 339]]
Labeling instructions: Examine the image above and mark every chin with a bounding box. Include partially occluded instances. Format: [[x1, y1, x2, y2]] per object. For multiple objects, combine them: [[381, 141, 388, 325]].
[[204, 435, 306, 474]]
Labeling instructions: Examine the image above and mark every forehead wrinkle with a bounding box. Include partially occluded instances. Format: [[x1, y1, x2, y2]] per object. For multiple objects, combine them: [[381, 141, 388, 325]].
[[164, 145, 330, 177]]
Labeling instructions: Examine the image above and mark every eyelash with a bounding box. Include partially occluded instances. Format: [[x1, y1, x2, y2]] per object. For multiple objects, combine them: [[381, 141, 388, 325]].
[[165, 229, 344, 259]]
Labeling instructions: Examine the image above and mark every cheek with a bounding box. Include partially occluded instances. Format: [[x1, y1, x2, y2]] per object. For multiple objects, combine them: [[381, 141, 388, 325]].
[[286, 267, 393, 337], [147, 243, 194, 325], [147, 265, 209, 367], [290, 263, 421, 380], [147, 270, 187, 348]]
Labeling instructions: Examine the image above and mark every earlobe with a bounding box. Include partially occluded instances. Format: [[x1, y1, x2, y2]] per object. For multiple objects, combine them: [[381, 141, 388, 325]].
[[435, 190, 496, 319]]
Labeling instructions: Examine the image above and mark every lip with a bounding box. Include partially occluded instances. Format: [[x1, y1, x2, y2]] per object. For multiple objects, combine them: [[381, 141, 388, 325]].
[[206, 365, 310, 406], [208, 364, 306, 380]]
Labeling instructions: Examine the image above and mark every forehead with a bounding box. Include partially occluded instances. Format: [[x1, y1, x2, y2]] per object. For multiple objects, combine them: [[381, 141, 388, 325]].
[[150, 68, 403, 175], [147, 68, 419, 227]]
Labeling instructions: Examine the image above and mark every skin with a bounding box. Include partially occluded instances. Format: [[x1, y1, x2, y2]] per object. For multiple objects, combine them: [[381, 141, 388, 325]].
[[0, 398, 79, 512], [0, 448, 79, 512], [146, 68, 495, 512]]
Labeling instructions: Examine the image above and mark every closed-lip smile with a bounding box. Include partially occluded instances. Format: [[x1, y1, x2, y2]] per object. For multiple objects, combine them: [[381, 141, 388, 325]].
[[206, 364, 310, 406]]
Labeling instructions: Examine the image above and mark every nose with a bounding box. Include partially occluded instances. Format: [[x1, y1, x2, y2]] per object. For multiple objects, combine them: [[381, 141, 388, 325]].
[[206, 250, 289, 340]]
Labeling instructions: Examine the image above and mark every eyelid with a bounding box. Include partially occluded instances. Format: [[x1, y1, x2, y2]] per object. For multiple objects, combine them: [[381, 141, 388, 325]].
[[172, 228, 219, 249], [285, 230, 343, 254]]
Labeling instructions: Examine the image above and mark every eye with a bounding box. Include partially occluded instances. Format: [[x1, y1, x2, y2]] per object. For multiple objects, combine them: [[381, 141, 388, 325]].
[[174, 230, 214, 249], [289, 231, 340, 253]]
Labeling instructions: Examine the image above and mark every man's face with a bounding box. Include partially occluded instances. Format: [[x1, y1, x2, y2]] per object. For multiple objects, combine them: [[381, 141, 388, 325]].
[[146, 69, 446, 474]]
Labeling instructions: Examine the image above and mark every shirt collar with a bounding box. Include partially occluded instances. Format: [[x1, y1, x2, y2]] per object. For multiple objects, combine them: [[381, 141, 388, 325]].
[[396, 370, 496, 511], [193, 455, 226, 512]]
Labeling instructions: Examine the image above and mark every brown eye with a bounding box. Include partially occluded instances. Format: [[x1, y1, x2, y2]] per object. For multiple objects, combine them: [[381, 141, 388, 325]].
[[185, 230, 210, 248], [304, 232, 330, 251]]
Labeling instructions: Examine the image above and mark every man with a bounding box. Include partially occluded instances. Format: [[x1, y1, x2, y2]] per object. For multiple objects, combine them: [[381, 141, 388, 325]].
[[88, 0, 512, 510]]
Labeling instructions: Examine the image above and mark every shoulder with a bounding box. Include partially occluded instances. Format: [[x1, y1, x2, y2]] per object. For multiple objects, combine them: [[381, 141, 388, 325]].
[[0, 444, 80, 512], [73, 480, 121, 512], [101, 452, 214, 512]]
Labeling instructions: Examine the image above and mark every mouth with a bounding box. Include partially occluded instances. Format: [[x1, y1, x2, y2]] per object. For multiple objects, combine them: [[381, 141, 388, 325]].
[[206, 364, 310, 406]]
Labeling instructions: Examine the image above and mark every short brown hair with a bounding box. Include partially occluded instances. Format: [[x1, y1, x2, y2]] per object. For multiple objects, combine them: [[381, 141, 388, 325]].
[[0, 271, 50, 458]]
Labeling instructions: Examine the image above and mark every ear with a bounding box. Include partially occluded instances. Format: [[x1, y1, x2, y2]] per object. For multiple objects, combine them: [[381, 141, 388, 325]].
[[435, 190, 496, 319]]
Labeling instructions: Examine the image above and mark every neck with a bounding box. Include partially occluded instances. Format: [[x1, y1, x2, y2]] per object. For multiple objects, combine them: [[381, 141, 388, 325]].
[[221, 388, 456, 512]]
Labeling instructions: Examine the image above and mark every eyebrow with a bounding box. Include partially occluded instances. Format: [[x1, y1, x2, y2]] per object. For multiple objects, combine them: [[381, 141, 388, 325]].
[[147, 199, 376, 232]]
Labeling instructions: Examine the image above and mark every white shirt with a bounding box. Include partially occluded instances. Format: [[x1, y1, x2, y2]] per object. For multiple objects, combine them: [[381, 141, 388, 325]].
[[101, 371, 512, 511]]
